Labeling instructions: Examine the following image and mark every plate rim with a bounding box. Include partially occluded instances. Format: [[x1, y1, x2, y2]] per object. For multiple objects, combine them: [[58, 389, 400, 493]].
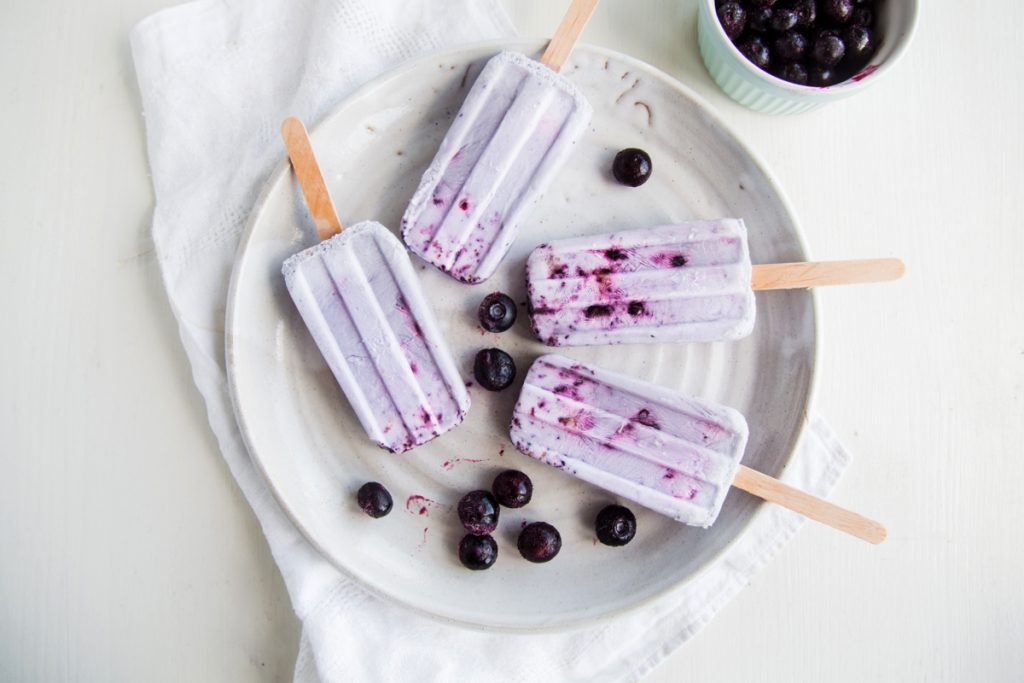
[[225, 38, 822, 632]]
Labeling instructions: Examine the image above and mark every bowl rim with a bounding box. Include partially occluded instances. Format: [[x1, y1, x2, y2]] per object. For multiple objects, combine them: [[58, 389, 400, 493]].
[[701, 0, 920, 96]]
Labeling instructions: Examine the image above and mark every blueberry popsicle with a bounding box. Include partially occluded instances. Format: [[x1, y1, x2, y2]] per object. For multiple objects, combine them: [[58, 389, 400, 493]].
[[510, 355, 886, 542], [401, 0, 598, 284], [280, 118, 469, 453], [527, 219, 905, 346]]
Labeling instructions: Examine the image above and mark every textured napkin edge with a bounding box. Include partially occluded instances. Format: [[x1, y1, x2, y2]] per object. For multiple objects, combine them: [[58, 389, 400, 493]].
[[628, 415, 852, 682]]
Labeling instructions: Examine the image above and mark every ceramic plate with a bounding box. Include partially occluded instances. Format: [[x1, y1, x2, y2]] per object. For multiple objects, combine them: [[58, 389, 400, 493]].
[[226, 40, 817, 630]]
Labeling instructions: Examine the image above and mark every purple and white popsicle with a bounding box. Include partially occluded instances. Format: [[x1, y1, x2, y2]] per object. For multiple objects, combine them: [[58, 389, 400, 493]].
[[283, 221, 470, 453], [401, 51, 592, 284], [509, 354, 748, 527], [527, 219, 756, 346]]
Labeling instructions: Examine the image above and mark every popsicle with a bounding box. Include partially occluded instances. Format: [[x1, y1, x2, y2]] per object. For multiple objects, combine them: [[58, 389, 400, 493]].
[[280, 117, 470, 453], [401, 0, 599, 284], [526, 219, 905, 346], [510, 354, 886, 543]]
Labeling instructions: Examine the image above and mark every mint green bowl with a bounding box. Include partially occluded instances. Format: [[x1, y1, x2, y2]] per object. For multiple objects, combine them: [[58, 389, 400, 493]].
[[698, 0, 919, 114]]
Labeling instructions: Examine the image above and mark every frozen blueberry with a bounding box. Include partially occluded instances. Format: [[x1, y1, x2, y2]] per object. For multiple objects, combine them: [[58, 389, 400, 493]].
[[611, 148, 653, 187], [769, 7, 798, 32], [595, 504, 637, 547], [778, 62, 809, 85], [843, 25, 874, 61], [473, 348, 516, 391], [492, 470, 533, 508], [356, 482, 393, 518], [458, 534, 498, 570], [739, 36, 771, 70], [773, 30, 809, 62], [517, 522, 562, 563], [851, 7, 873, 27], [809, 64, 837, 86], [478, 292, 517, 332], [747, 6, 773, 33], [822, 0, 854, 26], [791, 0, 817, 27], [812, 31, 846, 66], [716, 2, 747, 40], [457, 490, 500, 535]]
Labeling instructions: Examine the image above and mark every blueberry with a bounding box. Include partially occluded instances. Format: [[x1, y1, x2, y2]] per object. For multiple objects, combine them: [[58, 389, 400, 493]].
[[457, 490, 500, 535], [611, 148, 652, 187], [747, 6, 773, 33], [478, 292, 517, 332], [808, 64, 837, 86], [843, 25, 874, 61], [778, 62, 809, 85], [473, 348, 516, 391], [517, 522, 562, 563], [791, 0, 817, 27], [356, 482, 393, 518], [739, 36, 771, 71], [458, 534, 498, 570], [812, 32, 846, 66], [769, 8, 798, 32], [492, 470, 533, 508], [851, 7, 873, 27], [773, 30, 809, 62], [595, 504, 637, 547], [822, 0, 854, 25], [716, 2, 747, 40]]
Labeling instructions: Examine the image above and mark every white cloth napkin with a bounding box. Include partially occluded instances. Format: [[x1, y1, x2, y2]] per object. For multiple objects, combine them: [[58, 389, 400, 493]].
[[131, 1, 853, 681]]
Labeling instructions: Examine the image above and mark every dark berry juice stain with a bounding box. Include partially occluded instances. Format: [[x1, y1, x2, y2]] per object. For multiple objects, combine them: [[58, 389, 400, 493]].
[[671, 255, 687, 267], [440, 457, 486, 471], [633, 408, 660, 429], [405, 495, 441, 517], [585, 304, 612, 318], [851, 63, 879, 82], [550, 264, 568, 278], [604, 248, 628, 261], [627, 301, 645, 316], [458, 199, 470, 211]]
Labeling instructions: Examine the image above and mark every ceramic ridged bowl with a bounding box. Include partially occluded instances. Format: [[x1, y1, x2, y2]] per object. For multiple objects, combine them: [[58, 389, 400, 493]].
[[698, 0, 920, 114]]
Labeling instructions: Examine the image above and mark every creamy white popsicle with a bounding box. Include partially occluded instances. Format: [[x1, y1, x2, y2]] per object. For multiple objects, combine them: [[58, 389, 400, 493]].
[[509, 354, 748, 527], [401, 50, 592, 284], [527, 219, 756, 346], [283, 221, 470, 453]]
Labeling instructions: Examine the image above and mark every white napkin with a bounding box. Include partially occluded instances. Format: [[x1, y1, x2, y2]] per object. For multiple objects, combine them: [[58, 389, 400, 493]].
[[131, 1, 852, 681]]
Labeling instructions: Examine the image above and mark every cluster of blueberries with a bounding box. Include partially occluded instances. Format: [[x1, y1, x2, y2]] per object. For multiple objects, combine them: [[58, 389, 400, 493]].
[[716, 0, 880, 86], [356, 149, 659, 570], [357, 475, 638, 571]]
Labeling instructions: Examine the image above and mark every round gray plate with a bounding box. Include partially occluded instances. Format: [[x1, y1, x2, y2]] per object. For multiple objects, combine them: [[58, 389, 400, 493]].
[[226, 40, 817, 630]]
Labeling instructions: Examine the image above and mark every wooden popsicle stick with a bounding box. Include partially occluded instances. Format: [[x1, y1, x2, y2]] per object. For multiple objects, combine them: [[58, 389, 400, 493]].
[[751, 258, 905, 291], [732, 465, 887, 544], [280, 117, 343, 241], [539, 0, 600, 72]]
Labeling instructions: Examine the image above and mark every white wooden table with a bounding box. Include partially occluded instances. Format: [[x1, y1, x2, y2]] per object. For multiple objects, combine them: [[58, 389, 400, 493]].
[[2, 1, 1022, 680]]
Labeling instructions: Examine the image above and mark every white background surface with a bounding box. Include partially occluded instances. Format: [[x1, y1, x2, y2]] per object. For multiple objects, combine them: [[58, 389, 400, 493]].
[[1, 0, 1021, 681]]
